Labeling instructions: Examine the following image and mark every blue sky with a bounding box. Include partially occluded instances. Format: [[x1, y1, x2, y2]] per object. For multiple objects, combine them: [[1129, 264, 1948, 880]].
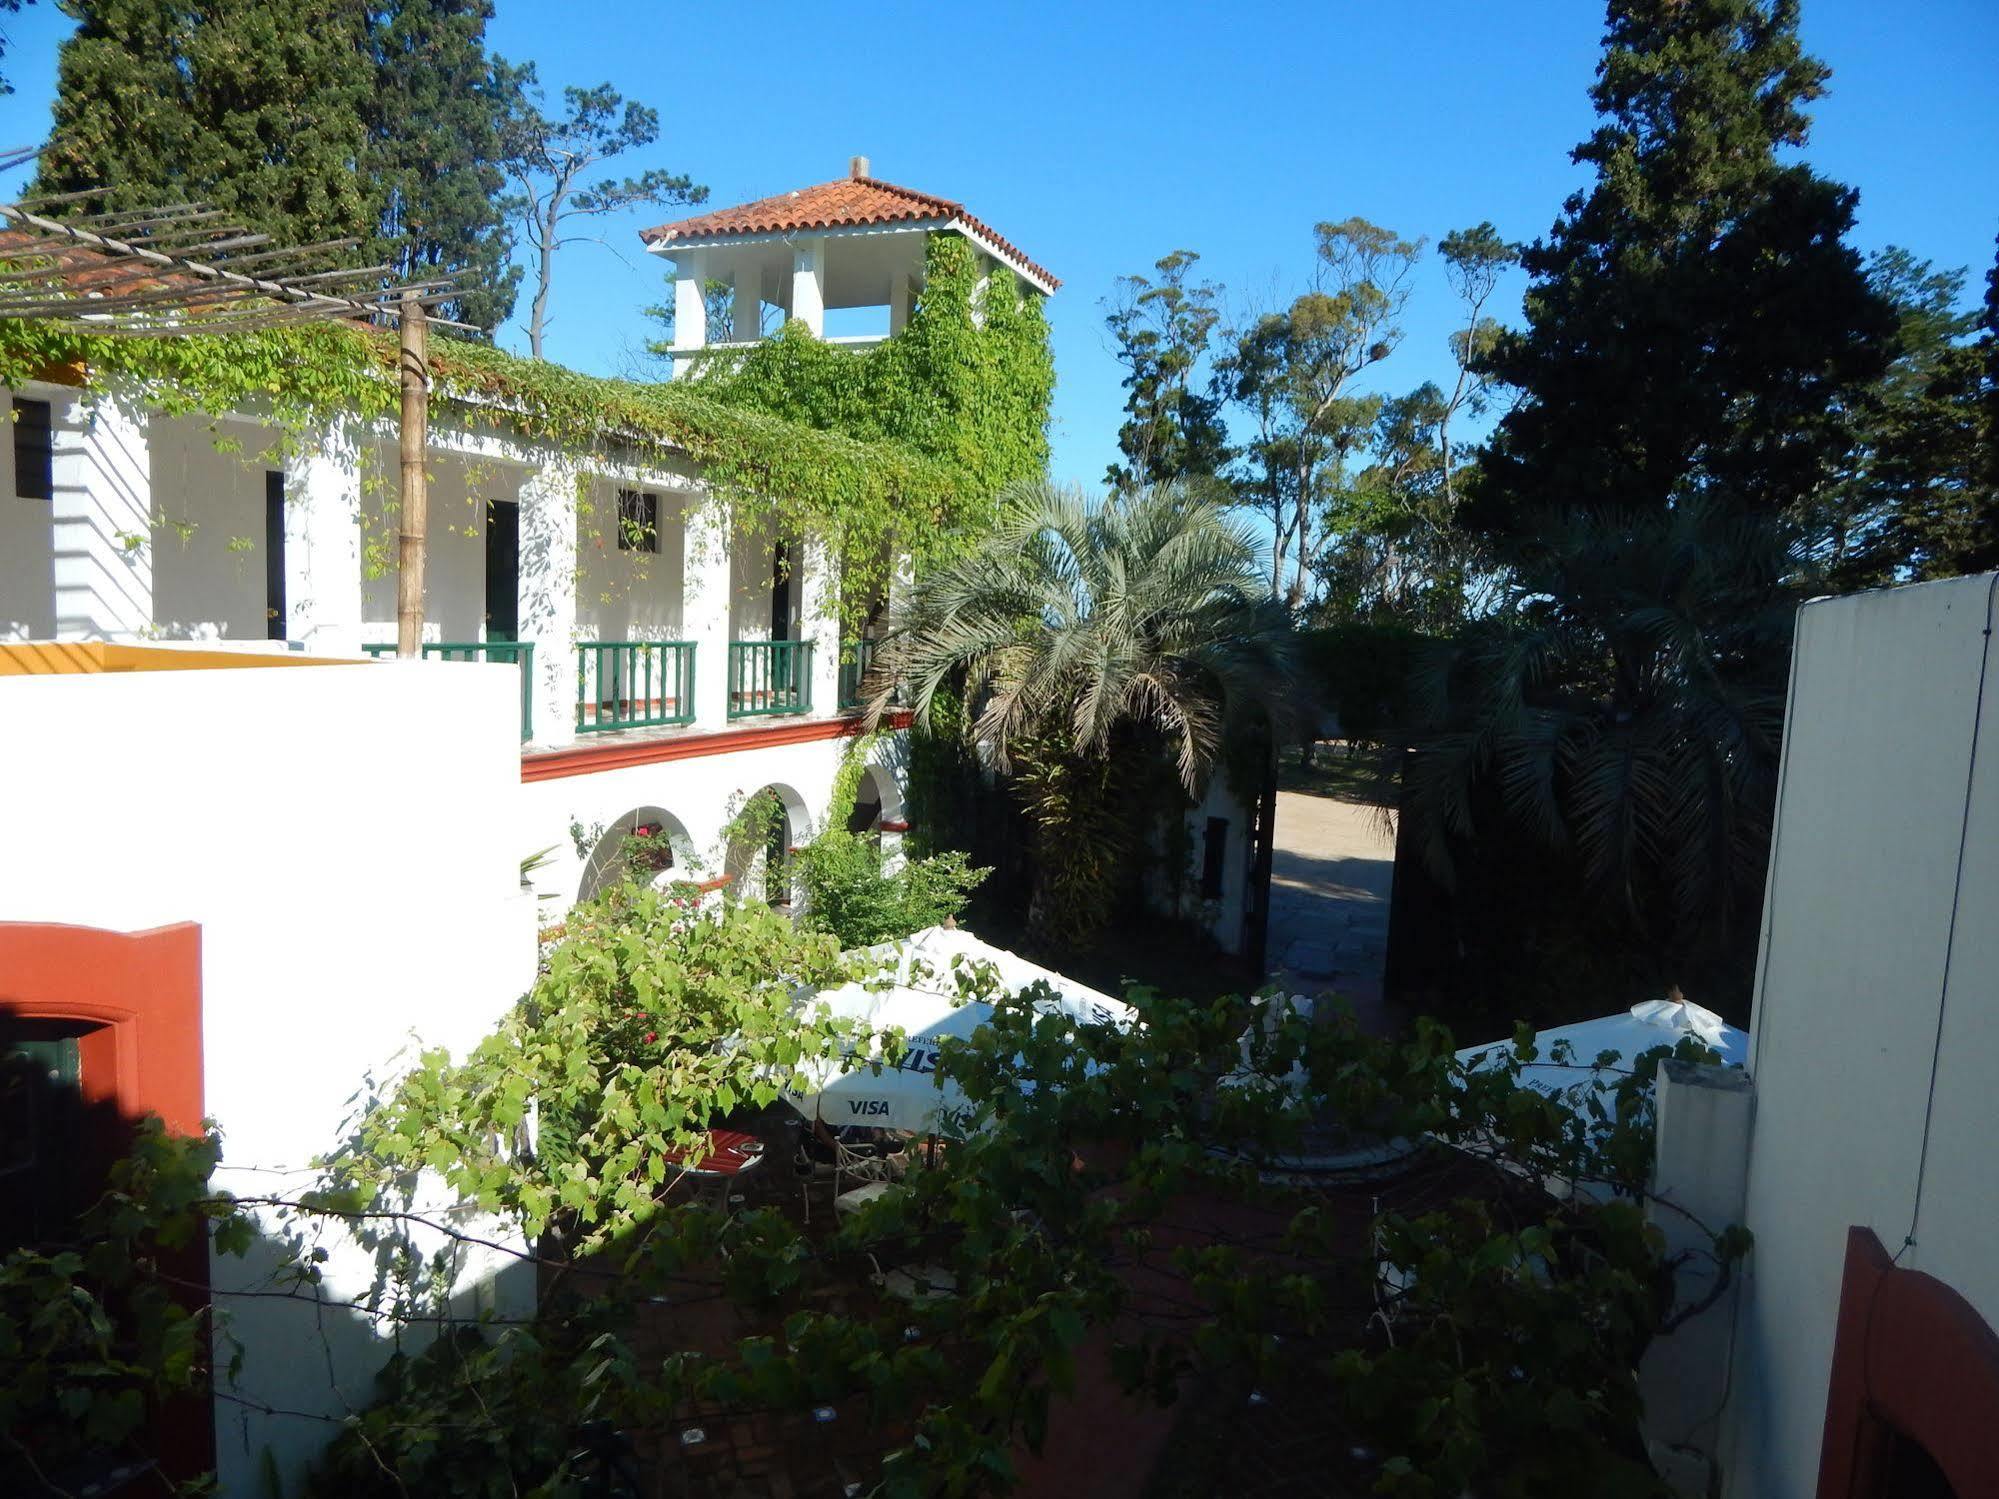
[[3, 0, 1994, 487]]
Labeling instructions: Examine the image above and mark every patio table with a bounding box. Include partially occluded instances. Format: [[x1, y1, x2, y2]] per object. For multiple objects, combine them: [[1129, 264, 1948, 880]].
[[660, 1128, 766, 1210]]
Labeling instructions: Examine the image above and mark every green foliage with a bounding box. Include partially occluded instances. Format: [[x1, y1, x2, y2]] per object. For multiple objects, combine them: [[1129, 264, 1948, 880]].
[[366, 0, 522, 332], [1, 1120, 251, 1493], [327, 890, 863, 1249], [1296, 619, 1424, 748], [674, 234, 1055, 498], [1822, 243, 1999, 587], [795, 829, 987, 948], [1215, 218, 1424, 605], [1400, 503, 1798, 1016], [37, 0, 520, 332], [37, 0, 375, 252], [871, 481, 1298, 947], [0, 318, 977, 614], [1103, 249, 1228, 489], [1468, 0, 1896, 545]]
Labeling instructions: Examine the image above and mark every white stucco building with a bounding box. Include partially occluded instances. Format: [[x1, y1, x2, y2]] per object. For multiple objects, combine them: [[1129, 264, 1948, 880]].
[[1642, 571, 1999, 1498]]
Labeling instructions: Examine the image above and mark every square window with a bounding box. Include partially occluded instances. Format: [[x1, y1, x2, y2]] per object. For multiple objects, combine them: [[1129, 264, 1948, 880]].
[[13, 398, 52, 501], [617, 488, 658, 553]]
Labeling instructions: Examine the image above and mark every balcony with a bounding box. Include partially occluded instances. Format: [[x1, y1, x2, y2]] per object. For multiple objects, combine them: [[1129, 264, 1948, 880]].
[[838, 637, 900, 712], [728, 640, 812, 719], [362, 640, 534, 741], [577, 641, 695, 734]]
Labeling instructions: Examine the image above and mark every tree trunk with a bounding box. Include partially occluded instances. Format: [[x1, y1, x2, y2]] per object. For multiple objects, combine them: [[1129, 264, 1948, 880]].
[[395, 295, 429, 658]]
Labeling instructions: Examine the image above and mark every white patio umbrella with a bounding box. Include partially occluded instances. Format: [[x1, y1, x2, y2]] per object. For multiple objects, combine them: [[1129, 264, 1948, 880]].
[[1455, 993, 1748, 1101], [784, 926, 1135, 1134]]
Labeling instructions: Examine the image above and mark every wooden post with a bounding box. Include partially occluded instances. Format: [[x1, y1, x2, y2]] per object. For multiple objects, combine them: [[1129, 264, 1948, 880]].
[[395, 293, 429, 658]]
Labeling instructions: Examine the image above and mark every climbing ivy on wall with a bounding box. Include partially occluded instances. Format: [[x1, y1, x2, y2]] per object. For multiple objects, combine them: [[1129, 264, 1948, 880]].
[[684, 235, 1056, 502], [0, 305, 1001, 615]]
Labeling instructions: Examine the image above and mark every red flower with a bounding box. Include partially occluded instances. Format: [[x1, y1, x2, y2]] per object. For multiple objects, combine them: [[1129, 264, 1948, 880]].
[[644, 1031, 657, 1044]]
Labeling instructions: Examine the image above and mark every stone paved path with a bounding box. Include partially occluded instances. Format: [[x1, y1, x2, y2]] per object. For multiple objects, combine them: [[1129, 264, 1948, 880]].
[[1265, 787, 1396, 1034]]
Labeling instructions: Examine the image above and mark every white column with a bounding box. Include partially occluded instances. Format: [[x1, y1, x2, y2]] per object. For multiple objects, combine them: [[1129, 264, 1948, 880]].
[[517, 458, 579, 749], [683, 496, 734, 731], [730, 265, 760, 343], [671, 251, 707, 377], [51, 390, 153, 641], [889, 265, 913, 335], [282, 421, 363, 655], [801, 535, 841, 719], [1640, 1059, 1756, 1493], [790, 238, 826, 338]]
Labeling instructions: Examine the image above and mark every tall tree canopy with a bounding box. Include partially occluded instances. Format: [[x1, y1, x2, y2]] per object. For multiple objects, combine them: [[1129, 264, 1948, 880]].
[[36, 0, 520, 332], [1102, 249, 1229, 490], [1468, 0, 1895, 546], [38, 0, 375, 251], [364, 0, 519, 332]]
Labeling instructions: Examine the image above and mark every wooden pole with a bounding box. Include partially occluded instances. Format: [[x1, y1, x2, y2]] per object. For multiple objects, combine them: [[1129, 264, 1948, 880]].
[[395, 293, 429, 658]]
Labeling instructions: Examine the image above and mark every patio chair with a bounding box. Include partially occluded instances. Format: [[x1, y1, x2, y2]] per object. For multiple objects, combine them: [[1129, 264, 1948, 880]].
[[791, 1121, 905, 1224]]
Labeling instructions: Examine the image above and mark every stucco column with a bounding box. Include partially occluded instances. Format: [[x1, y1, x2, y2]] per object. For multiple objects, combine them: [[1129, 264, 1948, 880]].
[[791, 238, 826, 337], [52, 390, 153, 641], [671, 250, 707, 378], [730, 266, 759, 343], [282, 420, 363, 655], [889, 265, 914, 335], [518, 458, 579, 749], [801, 536, 841, 719], [683, 497, 733, 730]]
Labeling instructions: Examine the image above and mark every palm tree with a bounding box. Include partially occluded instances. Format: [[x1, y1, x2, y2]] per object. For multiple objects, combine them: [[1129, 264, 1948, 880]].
[[1400, 502, 1799, 990], [864, 481, 1298, 948]]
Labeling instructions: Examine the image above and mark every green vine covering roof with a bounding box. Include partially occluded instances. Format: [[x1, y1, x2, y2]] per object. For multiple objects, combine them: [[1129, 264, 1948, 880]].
[[0, 236, 1052, 592]]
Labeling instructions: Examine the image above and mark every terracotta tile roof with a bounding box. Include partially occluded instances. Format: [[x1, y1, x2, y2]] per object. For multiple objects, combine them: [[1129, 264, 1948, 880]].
[[639, 176, 1058, 291]]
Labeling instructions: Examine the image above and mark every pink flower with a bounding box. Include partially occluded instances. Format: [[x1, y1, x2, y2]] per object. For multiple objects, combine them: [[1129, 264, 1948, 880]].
[[644, 1031, 657, 1044]]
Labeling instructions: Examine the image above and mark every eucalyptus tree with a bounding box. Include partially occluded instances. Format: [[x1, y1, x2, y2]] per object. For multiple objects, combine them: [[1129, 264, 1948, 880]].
[[1102, 249, 1229, 489], [499, 68, 706, 358], [1216, 218, 1423, 606], [866, 481, 1298, 946]]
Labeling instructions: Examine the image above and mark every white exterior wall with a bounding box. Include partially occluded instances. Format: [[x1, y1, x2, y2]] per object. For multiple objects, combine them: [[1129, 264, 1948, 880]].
[[519, 730, 910, 910], [576, 468, 690, 641], [1717, 573, 1999, 1498], [1144, 774, 1254, 955], [148, 414, 283, 640], [0, 387, 57, 638], [0, 661, 539, 1496]]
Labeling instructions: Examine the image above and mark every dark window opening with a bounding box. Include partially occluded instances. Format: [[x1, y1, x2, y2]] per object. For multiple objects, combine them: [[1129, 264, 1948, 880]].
[[485, 499, 520, 640], [766, 812, 790, 909], [264, 471, 286, 640], [1200, 817, 1229, 901], [13, 397, 52, 501], [617, 488, 658, 553], [771, 539, 793, 639], [1, 1019, 89, 1254]]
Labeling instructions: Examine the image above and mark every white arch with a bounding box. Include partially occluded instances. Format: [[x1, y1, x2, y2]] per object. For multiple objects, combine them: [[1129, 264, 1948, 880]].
[[577, 805, 699, 902], [722, 782, 811, 908]]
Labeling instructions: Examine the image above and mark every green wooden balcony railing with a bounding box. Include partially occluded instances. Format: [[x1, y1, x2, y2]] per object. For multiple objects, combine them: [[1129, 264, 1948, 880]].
[[576, 641, 695, 734], [728, 639, 812, 719], [837, 637, 895, 711], [362, 640, 535, 741]]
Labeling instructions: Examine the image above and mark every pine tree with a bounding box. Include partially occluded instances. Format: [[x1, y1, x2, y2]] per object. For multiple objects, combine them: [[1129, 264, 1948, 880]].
[[363, 0, 518, 334], [1468, 0, 1896, 545], [36, 0, 375, 251]]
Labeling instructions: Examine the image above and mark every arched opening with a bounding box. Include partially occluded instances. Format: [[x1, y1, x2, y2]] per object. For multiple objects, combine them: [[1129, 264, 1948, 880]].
[[724, 784, 810, 910], [577, 807, 698, 903]]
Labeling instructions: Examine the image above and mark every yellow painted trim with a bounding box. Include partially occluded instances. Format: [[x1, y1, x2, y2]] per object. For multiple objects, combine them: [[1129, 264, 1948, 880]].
[[0, 642, 362, 676]]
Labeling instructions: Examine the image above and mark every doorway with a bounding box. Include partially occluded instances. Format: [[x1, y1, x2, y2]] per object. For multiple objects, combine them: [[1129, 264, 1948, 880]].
[[485, 499, 519, 641]]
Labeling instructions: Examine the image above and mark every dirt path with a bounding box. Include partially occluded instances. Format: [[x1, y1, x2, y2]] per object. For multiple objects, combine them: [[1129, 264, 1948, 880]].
[[1265, 788, 1396, 1033]]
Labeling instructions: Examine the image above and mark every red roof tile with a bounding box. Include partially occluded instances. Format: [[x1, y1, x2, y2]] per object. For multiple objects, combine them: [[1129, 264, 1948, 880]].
[[639, 176, 1058, 291]]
